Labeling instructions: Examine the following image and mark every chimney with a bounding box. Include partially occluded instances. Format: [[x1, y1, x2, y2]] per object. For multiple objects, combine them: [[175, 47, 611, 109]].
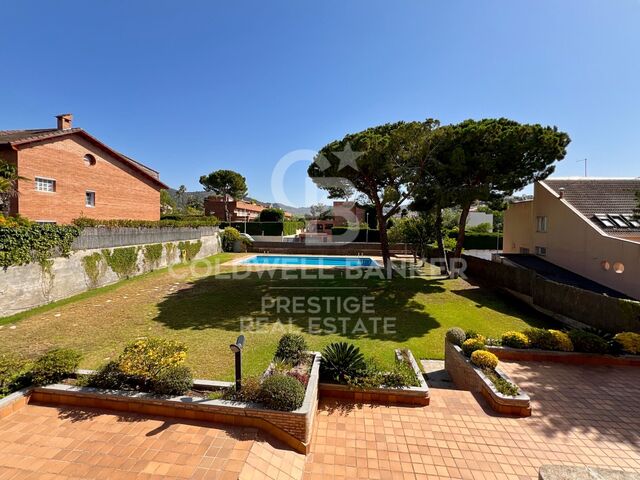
[[56, 113, 73, 130], [558, 187, 565, 199]]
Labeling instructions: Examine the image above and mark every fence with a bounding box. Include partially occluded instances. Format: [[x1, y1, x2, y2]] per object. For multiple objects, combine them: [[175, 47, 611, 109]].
[[72, 227, 220, 250], [462, 254, 640, 332], [248, 241, 412, 256]]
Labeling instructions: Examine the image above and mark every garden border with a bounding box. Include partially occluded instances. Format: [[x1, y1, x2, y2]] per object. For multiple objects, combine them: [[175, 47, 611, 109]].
[[444, 341, 531, 416], [487, 346, 640, 367], [28, 353, 321, 454], [319, 349, 430, 406]]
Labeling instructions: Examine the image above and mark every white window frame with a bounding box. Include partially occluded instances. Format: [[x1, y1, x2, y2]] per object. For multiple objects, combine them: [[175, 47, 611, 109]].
[[85, 190, 96, 207], [35, 177, 56, 193], [536, 216, 548, 233], [535, 246, 547, 256]]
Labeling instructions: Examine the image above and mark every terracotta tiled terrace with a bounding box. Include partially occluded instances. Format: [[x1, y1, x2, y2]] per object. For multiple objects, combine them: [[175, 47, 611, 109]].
[[1, 361, 639, 480]]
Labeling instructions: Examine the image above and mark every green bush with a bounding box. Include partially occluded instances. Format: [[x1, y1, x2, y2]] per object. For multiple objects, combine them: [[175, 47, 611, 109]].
[[221, 227, 242, 252], [447, 231, 503, 250], [484, 369, 519, 396], [86, 361, 131, 390], [461, 338, 486, 357], [274, 333, 308, 364], [548, 330, 573, 352], [151, 364, 193, 395], [501, 331, 530, 349], [259, 207, 285, 222], [0, 354, 28, 397], [283, 221, 305, 236], [464, 329, 482, 340], [223, 376, 262, 403], [445, 327, 466, 346], [259, 374, 305, 411], [522, 328, 555, 350], [470, 350, 499, 370], [0, 224, 80, 268], [320, 342, 366, 383], [29, 349, 82, 386], [568, 329, 610, 354], [381, 360, 420, 388], [331, 227, 380, 243]]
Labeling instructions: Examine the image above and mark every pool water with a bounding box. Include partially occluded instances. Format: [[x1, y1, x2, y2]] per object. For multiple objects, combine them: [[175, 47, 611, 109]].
[[240, 255, 378, 267]]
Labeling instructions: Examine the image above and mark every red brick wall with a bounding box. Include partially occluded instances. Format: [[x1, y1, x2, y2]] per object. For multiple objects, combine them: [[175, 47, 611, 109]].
[[14, 135, 161, 224]]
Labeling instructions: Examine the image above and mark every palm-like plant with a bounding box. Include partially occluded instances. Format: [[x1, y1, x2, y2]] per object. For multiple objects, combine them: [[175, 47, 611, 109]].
[[320, 342, 366, 383], [0, 160, 27, 215]]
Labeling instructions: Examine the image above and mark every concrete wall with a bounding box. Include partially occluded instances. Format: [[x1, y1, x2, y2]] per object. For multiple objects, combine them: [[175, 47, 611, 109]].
[[467, 211, 494, 231], [503, 182, 640, 300], [0, 232, 221, 317]]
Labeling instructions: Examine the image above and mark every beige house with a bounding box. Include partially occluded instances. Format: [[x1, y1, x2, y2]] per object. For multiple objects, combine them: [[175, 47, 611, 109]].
[[503, 178, 640, 300]]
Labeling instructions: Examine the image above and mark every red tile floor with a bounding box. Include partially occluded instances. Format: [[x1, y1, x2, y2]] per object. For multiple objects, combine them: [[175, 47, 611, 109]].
[[305, 361, 640, 479], [0, 361, 638, 480]]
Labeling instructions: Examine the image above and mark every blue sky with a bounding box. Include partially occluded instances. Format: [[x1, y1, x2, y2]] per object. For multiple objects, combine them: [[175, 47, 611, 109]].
[[1, 0, 639, 206]]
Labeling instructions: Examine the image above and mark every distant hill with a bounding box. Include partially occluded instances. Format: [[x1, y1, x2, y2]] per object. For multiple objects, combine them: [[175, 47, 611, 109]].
[[166, 189, 310, 216]]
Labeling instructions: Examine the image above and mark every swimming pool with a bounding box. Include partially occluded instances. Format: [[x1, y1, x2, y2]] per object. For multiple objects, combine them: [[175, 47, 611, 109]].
[[240, 255, 379, 267]]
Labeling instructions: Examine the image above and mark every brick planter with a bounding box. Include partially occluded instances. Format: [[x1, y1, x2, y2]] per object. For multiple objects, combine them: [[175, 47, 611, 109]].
[[487, 346, 640, 367], [444, 341, 531, 416], [30, 353, 321, 454], [319, 349, 429, 406]]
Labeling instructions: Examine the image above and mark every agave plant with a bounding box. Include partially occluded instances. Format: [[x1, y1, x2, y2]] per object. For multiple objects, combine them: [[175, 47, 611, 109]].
[[320, 342, 366, 383]]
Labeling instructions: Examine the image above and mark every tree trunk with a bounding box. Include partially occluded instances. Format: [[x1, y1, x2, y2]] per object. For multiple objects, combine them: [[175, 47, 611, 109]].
[[223, 197, 229, 222], [454, 203, 471, 259], [434, 206, 449, 276], [374, 201, 392, 278]]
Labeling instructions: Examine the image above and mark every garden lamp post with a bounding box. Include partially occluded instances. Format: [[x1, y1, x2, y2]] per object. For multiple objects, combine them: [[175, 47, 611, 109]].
[[229, 335, 245, 391]]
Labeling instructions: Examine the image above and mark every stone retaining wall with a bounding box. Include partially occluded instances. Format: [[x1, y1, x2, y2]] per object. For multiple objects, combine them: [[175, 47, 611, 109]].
[[0, 229, 221, 317]]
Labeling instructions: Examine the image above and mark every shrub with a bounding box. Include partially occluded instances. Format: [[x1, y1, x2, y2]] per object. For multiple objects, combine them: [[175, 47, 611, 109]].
[[568, 329, 610, 354], [501, 331, 530, 349], [484, 369, 519, 397], [73, 217, 220, 228], [445, 327, 466, 346], [223, 376, 262, 403], [221, 227, 242, 252], [259, 207, 285, 222], [0, 224, 80, 268], [29, 349, 81, 386], [259, 374, 305, 411], [274, 333, 308, 364], [118, 338, 187, 379], [320, 342, 366, 383], [470, 350, 499, 370], [381, 360, 420, 388], [287, 370, 310, 387], [86, 361, 131, 390], [461, 338, 486, 357], [613, 332, 640, 355], [548, 330, 573, 352], [464, 330, 479, 339], [522, 328, 556, 350], [151, 364, 193, 395], [345, 358, 384, 389], [0, 354, 28, 397]]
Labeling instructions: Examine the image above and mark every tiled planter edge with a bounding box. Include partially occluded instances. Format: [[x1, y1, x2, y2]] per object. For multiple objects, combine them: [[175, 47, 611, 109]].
[[487, 346, 640, 367], [444, 341, 531, 417], [319, 349, 429, 406], [0, 388, 31, 419], [30, 353, 321, 455]]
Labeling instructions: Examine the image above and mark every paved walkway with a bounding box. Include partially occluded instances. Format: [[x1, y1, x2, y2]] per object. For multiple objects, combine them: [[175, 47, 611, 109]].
[[0, 403, 304, 480], [304, 361, 640, 479], [0, 361, 638, 480]]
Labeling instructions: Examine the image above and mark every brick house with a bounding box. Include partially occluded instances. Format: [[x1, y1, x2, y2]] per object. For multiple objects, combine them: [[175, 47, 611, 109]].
[[0, 114, 168, 224], [204, 195, 293, 222]]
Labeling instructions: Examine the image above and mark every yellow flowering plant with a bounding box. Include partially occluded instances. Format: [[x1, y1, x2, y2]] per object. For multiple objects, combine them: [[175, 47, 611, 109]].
[[118, 338, 187, 378]]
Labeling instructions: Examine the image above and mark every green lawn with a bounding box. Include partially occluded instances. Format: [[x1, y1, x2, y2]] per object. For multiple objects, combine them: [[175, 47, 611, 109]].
[[0, 253, 554, 380]]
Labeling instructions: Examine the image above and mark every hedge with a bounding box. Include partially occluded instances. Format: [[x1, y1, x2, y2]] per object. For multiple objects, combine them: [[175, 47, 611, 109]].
[[448, 231, 503, 250], [283, 221, 305, 236], [0, 224, 81, 268], [331, 227, 380, 243], [220, 222, 284, 236]]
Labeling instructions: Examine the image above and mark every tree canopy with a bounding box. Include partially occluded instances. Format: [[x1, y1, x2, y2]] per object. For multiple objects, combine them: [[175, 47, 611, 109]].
[[308, 120, 438, 274], [413, 118, 570, 258], [259, 207, 285, 222], [199, 169, 248, 221]]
